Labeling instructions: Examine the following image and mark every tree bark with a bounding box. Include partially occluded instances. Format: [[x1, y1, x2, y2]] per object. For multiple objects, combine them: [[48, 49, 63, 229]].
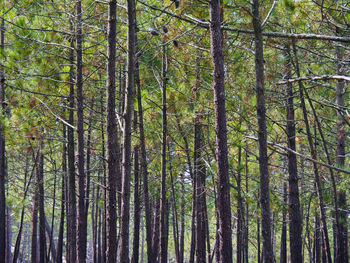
[[75, 0, 87, 261], [136, 39, 155, 263], [56, 124, 66, 263], [284, 44, 303, 263], [0, 17, 6, 263], [38, 152, 47, 263], [292, 40, 332, 263], [236, 146, 243, 263], [251, 1, 274, 262], [131, 145, 140, 263], [280, 182, 287, 263], [208, 0, 233, 262], [105, 1, 118, 262], [335, 27, 348, 263], [194, 114, 206, 263], [159, 43, 169, 263], [119, 0, 136, 260], [67, 18, 77, 263], [31, 185, 38, 263]]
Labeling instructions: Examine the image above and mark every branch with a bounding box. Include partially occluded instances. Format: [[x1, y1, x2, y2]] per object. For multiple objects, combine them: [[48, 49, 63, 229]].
[[276, 75, 350, 85], [35, 97, 77, 130], [139, 1, 350, 43], [246, 136, 350, 174]]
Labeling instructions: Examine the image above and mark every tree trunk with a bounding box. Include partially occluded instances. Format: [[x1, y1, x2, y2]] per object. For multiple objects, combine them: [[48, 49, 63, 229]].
[[284, 44, 303, 263], [179, 173, 185, 263], [136, 40, 155, 263], [56, 124, 66, 263], [119, 0, 136, 260], [67, 18, 77, 263], [159, 43, 169, 263], [313, 214, 321, 263], [38, 152, 47, 263], [105, 1, 118, 262], [236, 146, 243, 263], [152, 199, 161, 262], [208, 0, 232, 261], [251, 1, 274, 262], [0, 17, 6, 263], [12, 156, 30, 263], [131, 145, 140, 263], [75, 0, 87, 261], [280, 182, 287, 263], [31, 186, 38, 263], [335, 27, 348, 263], [194, 114, 206, 263], [292, 40, 332, 263]]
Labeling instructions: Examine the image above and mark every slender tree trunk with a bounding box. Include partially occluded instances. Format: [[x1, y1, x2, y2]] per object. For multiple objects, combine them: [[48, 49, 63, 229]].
[[292, 40, 332, 263], [280, 182, 287, 263], [244, 145, 249, 263], [131, 145, 140, 263], [335, 27, 348, 263], [119, 0, 136, 260], [0, 17, 6, 263], [38, 152, 47, 263], [194, 114, 206, 263], [56, 124, 66, 263], [236, 146, 243, 263], [169, 150, 180, 263], [136, 39, 155, 263], [251, 1, 274, 261], [314, 214, 321, 263], [284, 45, 303, 263], [179, 173, 185, 263], [67, 19, 77, 263], [12, 156, 29, 263], [75, 0, 87, 261], [159, 43, 169, 263], [31, 186, 38, 263], [105, 1, 118, 262], [208, 0, 232, 261], [152, 199, 161, 262]]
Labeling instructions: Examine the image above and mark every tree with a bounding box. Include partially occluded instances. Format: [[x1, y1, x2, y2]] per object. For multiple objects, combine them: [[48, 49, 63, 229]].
[[209, 0, 232, 261], [105, 1, 118, 262], [251, 0, 274, 262], [119, 0, 136, 261]]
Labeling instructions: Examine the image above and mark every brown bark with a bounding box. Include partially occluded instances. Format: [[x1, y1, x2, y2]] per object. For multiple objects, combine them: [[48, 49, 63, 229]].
[[131, 145, 140, 263], [179, 173, 185, 263], [292, 40, 332, 263], [280, 182, 287, 263], [236, 146, 243, 263], [208, 0, 232, 261], [119, 0, 136, 260], [152, 199, 161, 262], [335, 27, 348, 263], [284, 45, 303, 263], [0, 17, 6, 263], [75, 0, 87, 261], [105, 1, 118, 262], [251, 1, 274, 262], [194, 114, 206, 263], [31, 185, 38, 263], [67, 18, 77, 263], [159, 43, 169, 263], [38, 152, 47, 263], [56, 124, 66, 263], [136, 43, 155, 263]]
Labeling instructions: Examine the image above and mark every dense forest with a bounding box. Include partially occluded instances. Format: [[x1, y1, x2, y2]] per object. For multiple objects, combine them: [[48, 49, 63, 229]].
[[0, 0, 349, 262]]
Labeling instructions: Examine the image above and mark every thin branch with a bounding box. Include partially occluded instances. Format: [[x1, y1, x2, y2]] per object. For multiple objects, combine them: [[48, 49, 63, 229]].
[[35, 97, 77, 130], [246, 135, 350, 174], [139, 1, 350, 43], [276, 75, 350, 85]]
